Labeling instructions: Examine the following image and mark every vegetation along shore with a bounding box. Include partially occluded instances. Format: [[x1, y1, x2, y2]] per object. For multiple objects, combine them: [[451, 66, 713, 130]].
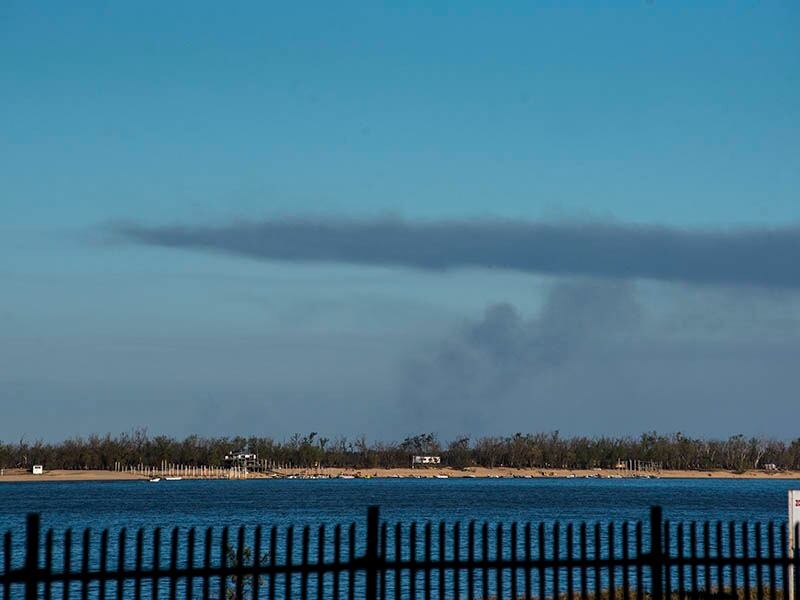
[[3, 431, 800, 482]]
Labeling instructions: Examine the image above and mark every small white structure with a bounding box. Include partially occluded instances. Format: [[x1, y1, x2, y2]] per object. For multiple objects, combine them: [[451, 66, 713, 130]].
[[790, 491, 800, 600], [224, 450, 257, 462], [412, 455, 441, 466], [224, 449, 258, 471], [32, 465, 43, 475]]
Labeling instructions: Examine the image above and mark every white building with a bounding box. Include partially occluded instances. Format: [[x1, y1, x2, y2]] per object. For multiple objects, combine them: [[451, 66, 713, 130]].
[[32, 465, 43, 475], [412, 455, 441, 466]]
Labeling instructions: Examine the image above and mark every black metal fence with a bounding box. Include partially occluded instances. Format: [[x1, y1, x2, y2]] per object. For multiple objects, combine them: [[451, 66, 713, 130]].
[[1, 507, 799, 599]]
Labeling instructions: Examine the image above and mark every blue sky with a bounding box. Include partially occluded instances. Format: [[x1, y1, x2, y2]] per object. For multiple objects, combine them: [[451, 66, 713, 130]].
[[2, 2, 799, 441]]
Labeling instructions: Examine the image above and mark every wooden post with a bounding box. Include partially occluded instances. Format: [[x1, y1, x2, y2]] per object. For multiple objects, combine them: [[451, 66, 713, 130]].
[[365, 506, 380, 600], [650, 506, 664, 600], [24, 513, 40, 600]]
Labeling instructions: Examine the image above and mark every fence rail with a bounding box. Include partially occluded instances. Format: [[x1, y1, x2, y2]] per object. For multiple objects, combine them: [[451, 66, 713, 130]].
[[1, 507, 799, 599]]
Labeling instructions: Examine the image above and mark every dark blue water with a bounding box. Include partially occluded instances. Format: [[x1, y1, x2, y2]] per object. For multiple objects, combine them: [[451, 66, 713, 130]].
[[2, 479, 799, 598], [2, 477, 798, 534]]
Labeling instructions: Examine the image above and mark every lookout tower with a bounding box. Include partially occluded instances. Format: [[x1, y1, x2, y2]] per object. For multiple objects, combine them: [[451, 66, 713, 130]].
[[224, 449, 258, 471]]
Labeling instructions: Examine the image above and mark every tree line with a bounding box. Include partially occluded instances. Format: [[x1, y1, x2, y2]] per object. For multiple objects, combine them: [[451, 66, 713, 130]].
[[2, 431, 799, 472]]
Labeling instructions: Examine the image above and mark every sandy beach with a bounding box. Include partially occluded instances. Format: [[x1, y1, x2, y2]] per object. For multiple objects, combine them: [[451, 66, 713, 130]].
[[272, 466, 800, 480], [2, 466, 799, 483], [0, 469, 149, 483]]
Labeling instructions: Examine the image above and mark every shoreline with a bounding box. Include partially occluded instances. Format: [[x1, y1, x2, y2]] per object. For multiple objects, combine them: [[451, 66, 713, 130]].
[[1, 467, 799, 483]]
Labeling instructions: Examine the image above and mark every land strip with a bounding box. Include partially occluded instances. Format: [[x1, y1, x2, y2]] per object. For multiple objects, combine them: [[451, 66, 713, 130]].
[[1, 467, 799, 483]]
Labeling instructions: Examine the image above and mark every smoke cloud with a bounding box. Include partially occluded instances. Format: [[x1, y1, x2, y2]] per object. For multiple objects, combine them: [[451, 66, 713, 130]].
[[396, 280, 643, 433], [112, 218, 800, 289], [394, 280, 800, 438]]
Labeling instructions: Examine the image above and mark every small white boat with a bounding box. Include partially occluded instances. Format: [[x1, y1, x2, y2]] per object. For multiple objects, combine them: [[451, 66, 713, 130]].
[[434, 474, 449, 479], [149, 477, 161, 483], [339, 474, 356, 479], [165, 476, 183, 481]]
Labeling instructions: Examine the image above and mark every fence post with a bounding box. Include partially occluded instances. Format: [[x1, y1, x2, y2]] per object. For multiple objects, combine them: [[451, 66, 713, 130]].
[[24, 513, 40, 600], [365, 506, 380, 600], [650, 506, 664, 600]]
